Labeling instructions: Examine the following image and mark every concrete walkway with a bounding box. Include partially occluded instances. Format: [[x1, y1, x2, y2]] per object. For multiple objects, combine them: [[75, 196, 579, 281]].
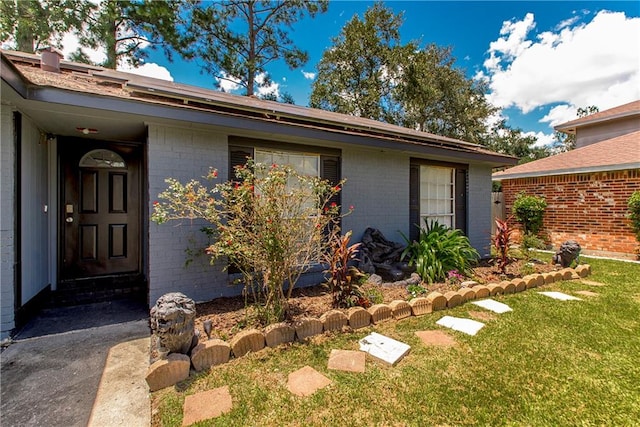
[[0, 300, 150, 427]]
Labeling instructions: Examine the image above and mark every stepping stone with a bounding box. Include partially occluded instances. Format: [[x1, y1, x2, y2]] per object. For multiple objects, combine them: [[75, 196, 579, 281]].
[[347, 306, 371, 329], [327, 349, 366, 373], [182, 386, 232, 426], [287, 366, 332, 397], [359, 332, 411, 366], [580, 280, 606, 287], [415, 330, 457, 348], [538, 291, 582, 301], [436, 316, 485, 336], [191, 339, 231, 371], [575, 290, 599, 297], [471, 299, 513, 314], [468, 310, 497, 322]]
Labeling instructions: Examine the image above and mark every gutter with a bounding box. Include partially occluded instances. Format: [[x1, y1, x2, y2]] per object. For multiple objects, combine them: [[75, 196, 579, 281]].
[[493, 162, 640, 180]]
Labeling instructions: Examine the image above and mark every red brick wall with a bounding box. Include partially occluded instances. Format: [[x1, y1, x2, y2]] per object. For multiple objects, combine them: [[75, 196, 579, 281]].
[[502, 169, 640, 257]]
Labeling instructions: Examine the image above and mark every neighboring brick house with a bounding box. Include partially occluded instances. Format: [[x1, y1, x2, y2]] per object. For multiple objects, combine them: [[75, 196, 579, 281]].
[[493, 100, 640, 259], [0, 50, 516, 338]]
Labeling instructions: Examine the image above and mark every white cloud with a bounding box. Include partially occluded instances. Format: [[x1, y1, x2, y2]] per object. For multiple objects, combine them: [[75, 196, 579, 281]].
[[483, 10, 640, 122], [255, 72, 280, 98], [302, 70, 316, 80], [523, 130, 556, 148], [119, 62, 173, 81], [216, 71, 242, 92]]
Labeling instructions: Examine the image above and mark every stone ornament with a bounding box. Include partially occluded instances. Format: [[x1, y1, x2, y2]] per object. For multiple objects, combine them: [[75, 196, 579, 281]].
[[552, 240, 581, 267], [150, 292, 197, 355]]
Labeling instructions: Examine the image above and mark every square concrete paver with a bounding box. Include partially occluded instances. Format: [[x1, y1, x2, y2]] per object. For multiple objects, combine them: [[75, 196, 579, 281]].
[[327, 350, 366, 373], [580, 280, 606, 287], [182, 386, 232, 426], [575, 290, 599, 297], [415, 330, 457, 348], [287, 366, 332, 397]]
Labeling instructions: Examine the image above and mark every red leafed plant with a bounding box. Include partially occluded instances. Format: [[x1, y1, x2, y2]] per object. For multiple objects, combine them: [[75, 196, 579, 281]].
[[493, 217, 515, 274], [324, 230, 365, 308]]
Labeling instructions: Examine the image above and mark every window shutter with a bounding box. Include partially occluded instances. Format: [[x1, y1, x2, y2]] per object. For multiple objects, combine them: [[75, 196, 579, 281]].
[[228, 147, 254, 180], [455, 168, 467, 234], [321, 155, 341, 209], [409, 164, 420, 241]]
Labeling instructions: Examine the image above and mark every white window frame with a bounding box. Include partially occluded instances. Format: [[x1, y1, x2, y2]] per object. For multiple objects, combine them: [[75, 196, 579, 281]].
[[419, 165, 455, 229]]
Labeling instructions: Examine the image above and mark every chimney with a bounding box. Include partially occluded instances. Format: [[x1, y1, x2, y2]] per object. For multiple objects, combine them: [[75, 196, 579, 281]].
[[39, 47, 63, 73]]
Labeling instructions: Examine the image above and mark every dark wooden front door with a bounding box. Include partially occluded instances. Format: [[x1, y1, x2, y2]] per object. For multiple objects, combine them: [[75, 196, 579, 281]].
[[60, 140, 141, 280]]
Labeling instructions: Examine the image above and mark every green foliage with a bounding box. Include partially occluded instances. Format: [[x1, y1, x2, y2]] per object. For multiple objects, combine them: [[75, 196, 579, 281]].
[[512, 192, 547, 235], [493, 218, 515, 274], [628, 190, 640, 243], [309, 2, 495, 143], [1, 0, 92, 53], [485, 119, 552, 163], [175, 0, 328, 97], [152, 159, 345, 323], [323, 231, 365, 308], [401, 219, 479, 284], [406, 283, 427, 300]]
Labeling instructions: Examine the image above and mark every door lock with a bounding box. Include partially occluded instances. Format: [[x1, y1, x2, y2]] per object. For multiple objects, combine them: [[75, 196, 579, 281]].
[[66, 217, 74, 223]]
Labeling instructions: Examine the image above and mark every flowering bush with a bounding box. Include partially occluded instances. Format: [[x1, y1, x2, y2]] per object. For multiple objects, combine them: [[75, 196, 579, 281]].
[[152, 159, 346, 323]]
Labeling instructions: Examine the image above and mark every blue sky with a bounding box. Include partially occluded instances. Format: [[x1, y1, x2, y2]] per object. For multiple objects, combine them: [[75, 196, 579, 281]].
[[63, 1, 640, 146]]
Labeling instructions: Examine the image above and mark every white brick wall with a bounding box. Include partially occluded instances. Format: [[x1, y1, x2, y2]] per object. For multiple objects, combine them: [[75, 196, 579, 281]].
[[147, 124, 235, 305], [1, 106, 16, 339], [341, 147, 410, 244]]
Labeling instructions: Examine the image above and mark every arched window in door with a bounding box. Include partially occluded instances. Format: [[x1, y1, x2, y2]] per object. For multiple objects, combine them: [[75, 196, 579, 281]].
[[79, 149, 126, 168]]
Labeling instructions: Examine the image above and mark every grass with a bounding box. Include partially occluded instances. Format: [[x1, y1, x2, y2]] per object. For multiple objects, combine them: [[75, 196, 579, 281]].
[[152, 254, 640, 426]]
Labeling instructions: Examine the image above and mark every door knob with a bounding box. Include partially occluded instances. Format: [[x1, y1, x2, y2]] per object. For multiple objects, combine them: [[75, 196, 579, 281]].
[[66, 217, 74, 223]]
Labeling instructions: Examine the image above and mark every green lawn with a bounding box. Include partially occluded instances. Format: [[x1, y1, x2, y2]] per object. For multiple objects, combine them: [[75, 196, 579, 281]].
[[152, 255, 640, 426]]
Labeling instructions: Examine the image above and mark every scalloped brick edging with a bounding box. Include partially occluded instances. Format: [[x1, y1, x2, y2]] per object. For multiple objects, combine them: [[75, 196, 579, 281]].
[[147, 265, 591, 390]]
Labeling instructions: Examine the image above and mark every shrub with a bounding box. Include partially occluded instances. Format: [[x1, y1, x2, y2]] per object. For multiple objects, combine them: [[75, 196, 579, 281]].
[[628, 190, 640, 243], [401, 219, 479, 284], [493, 217, 516, 274], [152, 159, 346, 323], [519, 231, 547, 260], [512, 192, 547, 235], [323, 231, 365, 308]]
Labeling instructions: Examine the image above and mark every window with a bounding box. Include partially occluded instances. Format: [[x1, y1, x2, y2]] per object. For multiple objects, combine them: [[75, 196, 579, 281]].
[[255, 149, 319, 178], [420, 165, 455, 228], [79, 149, 126, 168]]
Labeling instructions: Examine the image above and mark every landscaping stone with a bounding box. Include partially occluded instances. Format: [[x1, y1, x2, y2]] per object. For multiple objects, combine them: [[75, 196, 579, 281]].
[[359, 332, 411, 366], [461, 280, 478, 288], [468, 310, 497, 322], [426, 292, 447, 311], [287, 366, 332, 397], [575, 264, 589, 277], [552, 271, 564, 282], [512, 278, 526, 293], [409, 297, 432, 316], [182, 386, 232, 426], [321, 310, 348, 332], [264, 323, 295, 348], [327, 349, 366, 373], [230, 329, 265, 358], [294, 318, 323, 341], [436, 316, 485, 336], [444, 291, 462, 308], [486, 283, 504, 296], [570, 270, 581, 280], [368, 274, 383, 285], [145, 353, 190, 392], [575, 290, 599, 297], [542, 272, 555, 285], [538, 291, 582, 301], [471, 299, 512, 314], [457, 287, 476, 302], [534, 274, 545, 287], [523, 275, 538, 289], [415, 330, 457, 348], [190, 339, 231, 372], [471, 285, 490, 299], [560, 269, 574, 281], [501, 281, 515, 294], [580, 279, 606, 287], [389, 300, 412, 320], [368, 304, 393, 324], [347, 307, 371, 329]]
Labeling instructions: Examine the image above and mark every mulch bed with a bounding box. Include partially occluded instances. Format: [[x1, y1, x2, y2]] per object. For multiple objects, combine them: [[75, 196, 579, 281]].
[[194, 258, 556, 341]]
